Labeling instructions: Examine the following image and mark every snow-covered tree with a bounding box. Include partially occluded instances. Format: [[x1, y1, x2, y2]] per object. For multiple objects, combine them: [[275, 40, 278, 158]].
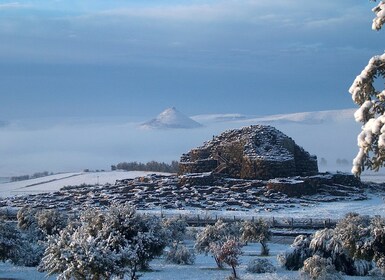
[[349, 0, 385, 176], [195, 220, 239, 268], [39, 204, 167, 280], [372, 0, 385, 31], [240, 219, 270, 255], [212, 238, 242, 279]]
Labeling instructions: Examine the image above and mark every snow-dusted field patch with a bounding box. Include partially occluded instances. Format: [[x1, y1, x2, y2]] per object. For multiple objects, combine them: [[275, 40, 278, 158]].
[[0, 171, 170, 198]]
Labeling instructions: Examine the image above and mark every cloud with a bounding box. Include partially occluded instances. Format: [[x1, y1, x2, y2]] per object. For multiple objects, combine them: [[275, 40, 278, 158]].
[[0, 2, 28, 9], [81, 0, 361, 25]]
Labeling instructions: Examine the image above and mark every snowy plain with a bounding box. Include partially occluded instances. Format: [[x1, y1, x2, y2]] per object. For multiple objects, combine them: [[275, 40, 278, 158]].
[[0, 171, 168, 198]]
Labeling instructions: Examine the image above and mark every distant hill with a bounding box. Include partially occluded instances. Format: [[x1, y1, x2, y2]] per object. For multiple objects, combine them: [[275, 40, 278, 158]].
[[141, 107, 203, 129]]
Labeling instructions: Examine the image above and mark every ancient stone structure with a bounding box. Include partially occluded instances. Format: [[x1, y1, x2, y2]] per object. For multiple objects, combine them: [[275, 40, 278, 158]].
[[179, 125, 318, 180]]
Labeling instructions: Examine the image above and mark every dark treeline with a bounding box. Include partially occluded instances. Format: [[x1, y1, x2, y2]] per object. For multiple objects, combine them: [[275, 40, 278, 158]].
[[11, 171, 52, 182], [111, 161, 179, 173]]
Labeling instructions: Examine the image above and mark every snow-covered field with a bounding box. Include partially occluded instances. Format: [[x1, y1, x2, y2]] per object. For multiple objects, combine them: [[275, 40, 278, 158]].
[[1, 171, 385, 220], [0, 242, 369, 280], [0, 171, 170, 198]]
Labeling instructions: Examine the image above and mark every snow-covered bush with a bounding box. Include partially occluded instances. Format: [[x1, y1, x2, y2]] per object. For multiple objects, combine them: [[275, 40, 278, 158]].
[[195, 220, 239, 268], [277, 234, 312, 270], [17, 206, 37, 231], [280, 213, 376, 276], [334, 213, 385, 273], [39, 204, 167, 280], [15, 207, 68, 267], [240, 219, 270, 255], [165, 243, 195, 265], [16, 239, 44, 267], [300, 255, 343, 280], [17, 207, 68, 239], [246, 258, 276, 274], [185, 227, 200, 240], [162, 217, 188, 244], [35, 209, 67, 236], [309, 229, 353, 274], [0, 219, 23, 264], [349, 0, 385, 175]]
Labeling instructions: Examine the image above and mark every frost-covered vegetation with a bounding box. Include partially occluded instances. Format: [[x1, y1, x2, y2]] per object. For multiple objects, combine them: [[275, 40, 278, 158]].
[[240, 219, 271, 256], [194, 220, 242, 269], [2, 206, 385, 279], [39, 204, 169, 280], [246, 258, 276, 274], [349, 0, 385, 175], [279, 213, 385, 278]]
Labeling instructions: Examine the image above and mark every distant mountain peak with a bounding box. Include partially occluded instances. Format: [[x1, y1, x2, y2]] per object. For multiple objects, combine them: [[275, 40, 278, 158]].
[[140, 107, 203, 129]]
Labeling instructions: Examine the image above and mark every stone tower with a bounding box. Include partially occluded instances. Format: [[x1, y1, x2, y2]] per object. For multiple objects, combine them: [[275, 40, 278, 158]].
[[179, 125, 318, 180]]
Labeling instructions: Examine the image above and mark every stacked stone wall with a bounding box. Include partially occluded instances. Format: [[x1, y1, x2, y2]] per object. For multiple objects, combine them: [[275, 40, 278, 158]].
[[178, 172, 215, 186], [244, 159, 297, 180], [267, 179, 317, 197], [178, 159, 218, 175], [294, 146, 319, 176]]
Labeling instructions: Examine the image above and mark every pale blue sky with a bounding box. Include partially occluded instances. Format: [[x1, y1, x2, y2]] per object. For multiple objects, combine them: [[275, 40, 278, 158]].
[[0, 0, 383, 120]]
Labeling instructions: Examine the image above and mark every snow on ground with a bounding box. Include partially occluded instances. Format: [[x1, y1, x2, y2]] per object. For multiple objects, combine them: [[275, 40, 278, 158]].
[[0, 171, 170, 198], [1, 171, 385, 220], [0, 242, 368, 280]]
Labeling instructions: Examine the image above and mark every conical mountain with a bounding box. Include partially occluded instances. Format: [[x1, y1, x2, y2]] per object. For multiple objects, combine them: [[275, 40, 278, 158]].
[[141, 107, 203, 129]]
